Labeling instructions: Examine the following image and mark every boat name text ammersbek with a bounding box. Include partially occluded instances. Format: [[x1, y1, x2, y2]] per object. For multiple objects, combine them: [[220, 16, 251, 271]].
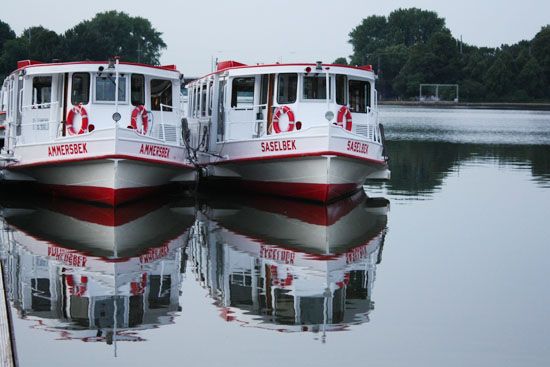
[[139, 144, 170, 158], [47, 143, 88, 157], [48, 246, 88, 267], [261, 139, 297, 153]]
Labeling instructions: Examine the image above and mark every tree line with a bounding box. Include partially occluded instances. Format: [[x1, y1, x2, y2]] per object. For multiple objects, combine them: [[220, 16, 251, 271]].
[[0, 11, 166, 81], [1, 9, 548, 102], [335, 8, 550, 102]]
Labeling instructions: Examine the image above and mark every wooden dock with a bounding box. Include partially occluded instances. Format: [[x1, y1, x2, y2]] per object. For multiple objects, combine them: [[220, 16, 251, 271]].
[[0, 261, 16, 367]]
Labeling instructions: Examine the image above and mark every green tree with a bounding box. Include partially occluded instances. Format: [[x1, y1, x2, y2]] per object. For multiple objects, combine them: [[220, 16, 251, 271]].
[[0, 38, 27, 79], [333, 57, 348, 65], [348, 15, 388, 65], [386, 8, 447, 47], [370, 44, 409, 98], [0, 26, 63, 78], [0, 20, 15, 51], [483, 52, 514, 98], [531, 25, 550, 96], [63, 11, 166, 64], [349, 8, 448, 98], [517, 57, 545, 98]]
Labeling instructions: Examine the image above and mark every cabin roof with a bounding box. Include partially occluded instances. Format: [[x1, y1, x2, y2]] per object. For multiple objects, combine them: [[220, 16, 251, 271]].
[[12, 59, 181, 79], [188, 60, 375, 85]]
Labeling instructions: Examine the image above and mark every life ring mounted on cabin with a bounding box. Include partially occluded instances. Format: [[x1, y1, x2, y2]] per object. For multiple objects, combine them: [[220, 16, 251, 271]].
[[130, 105, 149, 134], [66, 103, 89, 135], [337, 106, 353, 131], [272, 106, 295, 134]]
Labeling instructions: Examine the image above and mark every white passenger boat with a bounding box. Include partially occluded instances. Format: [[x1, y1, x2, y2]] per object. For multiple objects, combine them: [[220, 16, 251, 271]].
[[186, 61, 390, 202], [0, 59, 195, 205]]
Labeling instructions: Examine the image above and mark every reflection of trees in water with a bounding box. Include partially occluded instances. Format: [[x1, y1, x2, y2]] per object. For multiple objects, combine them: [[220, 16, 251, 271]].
[[382, 141, 550, 195]]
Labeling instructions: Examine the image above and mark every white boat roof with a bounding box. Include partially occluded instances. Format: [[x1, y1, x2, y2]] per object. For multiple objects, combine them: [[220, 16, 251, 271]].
[[12, 59, 182, 79], [188, 60, 376, 85]]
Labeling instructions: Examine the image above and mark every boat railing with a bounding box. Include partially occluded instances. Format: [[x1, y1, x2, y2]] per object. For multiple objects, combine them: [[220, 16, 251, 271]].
[[17, 102, 62, 144], [351, 107, 382, 143], [151, 103, 183, 145]]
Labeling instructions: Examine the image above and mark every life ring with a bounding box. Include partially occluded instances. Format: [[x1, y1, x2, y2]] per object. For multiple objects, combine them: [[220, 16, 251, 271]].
[[337, 106, 353, 131], [272, 106, 295, 133], [66, 103, 89, 135], [131, 105, 149, 134]]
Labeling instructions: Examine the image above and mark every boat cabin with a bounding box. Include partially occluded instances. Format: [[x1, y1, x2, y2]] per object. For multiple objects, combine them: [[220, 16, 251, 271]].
[[186, 61, 380, 145], [1, 59, 184, 153]]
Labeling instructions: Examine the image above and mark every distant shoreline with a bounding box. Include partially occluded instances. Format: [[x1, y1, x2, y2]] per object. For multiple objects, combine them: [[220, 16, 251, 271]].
[[379, 101, 550, 111]]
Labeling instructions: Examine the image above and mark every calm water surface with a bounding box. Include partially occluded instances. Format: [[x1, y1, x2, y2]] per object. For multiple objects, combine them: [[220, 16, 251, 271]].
[[1, 106, 549, 367]]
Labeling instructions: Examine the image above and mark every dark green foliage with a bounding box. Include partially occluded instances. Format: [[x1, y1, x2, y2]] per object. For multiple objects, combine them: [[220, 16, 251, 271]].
[[63, 11, 166, 64], [348, 8, 550, 101], [0, 11, 166, 80], [333, 57, 348, 65], [0, 20, 15, 51]]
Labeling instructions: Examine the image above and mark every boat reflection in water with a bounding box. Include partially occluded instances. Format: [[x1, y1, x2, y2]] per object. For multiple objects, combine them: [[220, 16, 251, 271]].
[[0, 196, 195, 343], [190, 191, 389, 336]]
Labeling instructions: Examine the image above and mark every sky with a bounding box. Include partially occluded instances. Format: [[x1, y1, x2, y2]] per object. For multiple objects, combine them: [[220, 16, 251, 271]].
[[1, 0, 549, 76]]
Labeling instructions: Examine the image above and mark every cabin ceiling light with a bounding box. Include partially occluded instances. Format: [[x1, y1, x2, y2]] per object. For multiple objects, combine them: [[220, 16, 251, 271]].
[[325, 111, 334, 121]]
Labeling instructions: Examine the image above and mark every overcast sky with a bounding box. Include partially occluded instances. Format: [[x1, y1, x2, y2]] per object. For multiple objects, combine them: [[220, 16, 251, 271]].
[[1, 0, 549, 76]]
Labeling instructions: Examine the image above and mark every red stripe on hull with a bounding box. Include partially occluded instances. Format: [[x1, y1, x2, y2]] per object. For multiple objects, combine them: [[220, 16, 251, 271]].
[[227, 180, 361, 202], [38, 184, 173, 206], [207, 151, 386, 166], [9, 154, 193, 170]]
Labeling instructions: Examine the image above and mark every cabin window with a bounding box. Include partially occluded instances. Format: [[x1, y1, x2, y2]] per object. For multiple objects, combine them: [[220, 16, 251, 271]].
[[71, 73, 90, 105], [336, 75, 347, 105], [200, 83, 207, 116], [303, 75, 331, 100], [131, 74, 145, 106], [277, 73, 297, 104], [231, 77, 254, 108], [348, 80, 371, 113], [151, 79, 173, 111], [95, 75, 127, 102], [260, 75, 269, 105], [208, 81, 213, 116], [32, 76, 52, 107]]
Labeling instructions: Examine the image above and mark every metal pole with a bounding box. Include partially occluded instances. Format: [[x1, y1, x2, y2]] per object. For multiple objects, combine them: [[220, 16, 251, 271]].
[[325, 67, 330, 111], [114, 59, 119, 118]]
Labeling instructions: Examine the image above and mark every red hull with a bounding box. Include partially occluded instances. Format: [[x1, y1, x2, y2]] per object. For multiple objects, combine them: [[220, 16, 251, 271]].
[[38, 184, 173, 206], [220, 180, 362, 202]]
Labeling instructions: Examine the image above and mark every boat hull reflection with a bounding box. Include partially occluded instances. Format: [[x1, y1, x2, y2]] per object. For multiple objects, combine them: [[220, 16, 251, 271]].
[[0, 197, 195, 343], [191, 192, 389, 334]]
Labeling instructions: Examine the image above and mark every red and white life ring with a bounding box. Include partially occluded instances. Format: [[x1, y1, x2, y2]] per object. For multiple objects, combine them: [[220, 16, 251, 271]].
[[66, 103, 89, 135], [337, 106, 353, 131], [272, 106, 295, 133], [130, 105, 149, 134], [66, 274, 88, 297]]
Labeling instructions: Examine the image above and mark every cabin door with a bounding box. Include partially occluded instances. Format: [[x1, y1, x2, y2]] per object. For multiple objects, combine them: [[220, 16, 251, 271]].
[[217, 78, 226, 142], [227, 77, 256, 140], [3, 76, 19, 152]]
